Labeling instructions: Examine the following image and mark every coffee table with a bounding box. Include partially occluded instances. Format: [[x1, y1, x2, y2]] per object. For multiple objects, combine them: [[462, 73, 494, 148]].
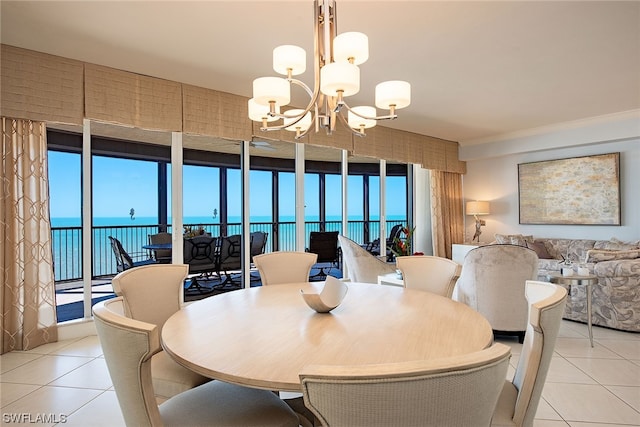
[[547, 272, 598, 347]]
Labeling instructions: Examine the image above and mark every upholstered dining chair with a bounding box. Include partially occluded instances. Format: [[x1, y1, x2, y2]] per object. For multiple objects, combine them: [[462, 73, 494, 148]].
[[110, 264, 209, 404], [454, 244, 539, 342], [253, 251, 318, 286], [93, 298, 300, 427], [492, 280, 567, 427], [337, 235, 396, 284], [396, 255, 462, 298], [300, 342, 511, 427]]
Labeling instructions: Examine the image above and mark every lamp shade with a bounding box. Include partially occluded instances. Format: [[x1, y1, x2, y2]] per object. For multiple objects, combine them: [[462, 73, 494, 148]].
[[375, 80, 411, 110], [284, 109, 312, 132], [273, 45, 306, 76], [333, 32, 369, 65], [466, 201, 490, 215], [320, 62, 360, 97], [248, 98, 280, 123], [253, 77, 290, 106], [348, 106, 377, 130]]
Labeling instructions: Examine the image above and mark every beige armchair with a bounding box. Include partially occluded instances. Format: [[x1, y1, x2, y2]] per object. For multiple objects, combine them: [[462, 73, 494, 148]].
[[396, 255, 461, 298], [111, 264, 208, 403], [300, 343, 511, 427], [93, 298, 300, 427], [492, 281, 567, 427], [337, 235, 396, 283], [454, 244, 539, 342], [253, 251, 318, 285]]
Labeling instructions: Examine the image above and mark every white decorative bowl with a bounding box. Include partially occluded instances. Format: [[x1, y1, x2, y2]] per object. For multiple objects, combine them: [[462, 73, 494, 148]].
[[301, 276, 348, 313]]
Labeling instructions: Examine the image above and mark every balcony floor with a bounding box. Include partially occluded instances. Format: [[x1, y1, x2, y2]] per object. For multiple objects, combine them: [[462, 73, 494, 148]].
[[54, 262, 342, 322]]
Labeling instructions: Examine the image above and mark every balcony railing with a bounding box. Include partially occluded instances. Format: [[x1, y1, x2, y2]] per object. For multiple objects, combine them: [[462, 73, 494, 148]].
[[51, 219, 405, 283]]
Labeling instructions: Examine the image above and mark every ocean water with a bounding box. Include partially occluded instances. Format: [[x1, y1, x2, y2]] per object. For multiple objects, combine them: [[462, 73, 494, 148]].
[[50, 215, 402, 228], [50, 215, 405, 282]]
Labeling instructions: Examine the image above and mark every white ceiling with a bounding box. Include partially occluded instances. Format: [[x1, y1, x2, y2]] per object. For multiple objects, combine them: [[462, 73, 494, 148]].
[[2, 0, 639, 146]]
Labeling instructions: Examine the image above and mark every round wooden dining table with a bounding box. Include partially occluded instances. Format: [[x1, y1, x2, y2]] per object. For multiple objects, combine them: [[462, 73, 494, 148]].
[[161, 282, 493, 392]]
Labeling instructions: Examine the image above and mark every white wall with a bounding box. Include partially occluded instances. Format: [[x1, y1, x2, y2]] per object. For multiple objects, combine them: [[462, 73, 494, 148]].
[[459, 111, 640, 242]]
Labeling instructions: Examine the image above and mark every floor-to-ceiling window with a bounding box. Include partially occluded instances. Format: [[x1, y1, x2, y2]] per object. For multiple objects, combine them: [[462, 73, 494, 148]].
[[48, 150, 82, 282], [347, 174, 365, 241], [325, 173, 342, 233], [183, 164, 220, 235], [278, 171, 296, 250], [48, 129, 411, 322]]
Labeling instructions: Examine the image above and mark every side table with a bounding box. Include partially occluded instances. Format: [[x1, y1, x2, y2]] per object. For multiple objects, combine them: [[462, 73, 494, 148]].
[[547, 272, 598, 347], [377, 272, 404, 287], [452, 243, 478, 264]]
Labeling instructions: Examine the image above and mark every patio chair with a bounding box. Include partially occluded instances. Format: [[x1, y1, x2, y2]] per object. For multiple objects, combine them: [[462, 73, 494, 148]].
[[108, 236, 156, 273], [365, 223, 404, 261], [148, 232, 172, 263], [183, 235, 218, 293], [249, 231, 269, 282], [307, 231, 340, 280], [216, 234, 243, 285], [249, 231, 269, 261]]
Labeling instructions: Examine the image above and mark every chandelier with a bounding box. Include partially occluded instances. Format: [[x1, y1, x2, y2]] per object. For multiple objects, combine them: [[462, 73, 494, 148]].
[[248, 0, 411, 139]]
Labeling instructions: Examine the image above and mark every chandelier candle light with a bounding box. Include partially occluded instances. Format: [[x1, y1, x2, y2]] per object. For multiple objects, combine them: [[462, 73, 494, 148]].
[[248, 0, 411, 138]]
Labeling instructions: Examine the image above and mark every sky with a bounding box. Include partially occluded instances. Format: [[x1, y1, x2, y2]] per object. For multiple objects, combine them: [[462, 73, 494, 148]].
[[48, 151, 407, 221]]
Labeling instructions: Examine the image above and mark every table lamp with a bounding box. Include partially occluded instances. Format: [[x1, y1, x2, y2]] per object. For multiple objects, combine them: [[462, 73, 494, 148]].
[[466, 201, 490, 243]]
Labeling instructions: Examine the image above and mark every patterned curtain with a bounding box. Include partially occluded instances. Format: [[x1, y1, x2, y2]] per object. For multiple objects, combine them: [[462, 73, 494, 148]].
[[429, 170, 464, 259], [1, 117, 58, 354]]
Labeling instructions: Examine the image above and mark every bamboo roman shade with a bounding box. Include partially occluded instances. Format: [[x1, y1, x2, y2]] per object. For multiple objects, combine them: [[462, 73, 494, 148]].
[[1, 44, 465, 173], [183, 84, 251, 141], [0, 45, 83, 125], [85, 64, 182, 132]]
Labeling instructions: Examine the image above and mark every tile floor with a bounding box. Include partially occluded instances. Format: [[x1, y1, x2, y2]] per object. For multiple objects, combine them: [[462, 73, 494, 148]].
[[1, 320, 639, 426]]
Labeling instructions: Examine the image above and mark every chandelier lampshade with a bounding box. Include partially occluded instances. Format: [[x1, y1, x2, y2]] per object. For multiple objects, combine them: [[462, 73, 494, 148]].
[[348, 106, 377, 131], [248, 0, 411, 139], [273, 45, 306, 76], [248, 98, 280, 123], [333, 32, 369, 64], [375, 80, 412, 111], [284, 109, 312, 132], [253, 77, 290, 107], [320, 62, 360, 97]]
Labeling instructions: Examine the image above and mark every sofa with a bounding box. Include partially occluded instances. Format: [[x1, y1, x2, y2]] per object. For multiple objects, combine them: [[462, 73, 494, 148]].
[[494, 234, 640, 332]]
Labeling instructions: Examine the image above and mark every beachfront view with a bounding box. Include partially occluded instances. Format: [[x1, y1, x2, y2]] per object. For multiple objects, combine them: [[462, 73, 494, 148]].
[[48, 132, 410, 321]]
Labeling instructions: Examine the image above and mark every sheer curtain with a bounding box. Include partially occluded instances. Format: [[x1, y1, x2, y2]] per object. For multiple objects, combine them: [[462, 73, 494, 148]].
[[1, 117, 58, 354], [429, 170, 464, 259]]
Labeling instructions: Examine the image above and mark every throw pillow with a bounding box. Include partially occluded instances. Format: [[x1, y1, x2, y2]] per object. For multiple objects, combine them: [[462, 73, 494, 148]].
[[494, 233, 534, 247], [593, 238, 640, 251], [526, 241, 553, 259], [586, 249, 640, 262]]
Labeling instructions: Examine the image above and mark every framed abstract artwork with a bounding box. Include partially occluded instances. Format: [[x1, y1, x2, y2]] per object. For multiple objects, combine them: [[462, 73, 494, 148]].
[[518, 153, 620, 225]]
